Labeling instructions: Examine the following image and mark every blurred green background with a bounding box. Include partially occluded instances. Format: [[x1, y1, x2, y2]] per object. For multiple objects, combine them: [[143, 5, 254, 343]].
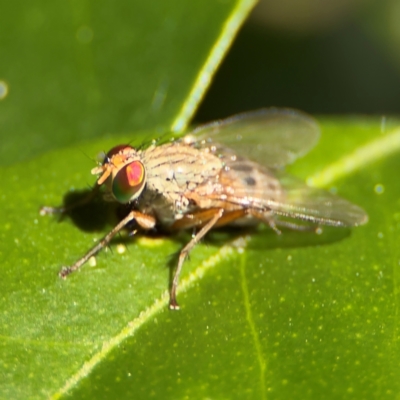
[[197, 0, 400, 120], [0, 0, 399, 165]]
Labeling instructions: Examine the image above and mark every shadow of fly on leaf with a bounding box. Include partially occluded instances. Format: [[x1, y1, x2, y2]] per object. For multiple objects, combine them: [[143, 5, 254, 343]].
[[40, 108, 368, 310]]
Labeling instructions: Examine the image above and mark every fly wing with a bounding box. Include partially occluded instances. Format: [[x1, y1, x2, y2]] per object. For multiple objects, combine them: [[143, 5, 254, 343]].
[[185, 108, 367, 227], [261, 174, 368, 227], [191, 157, 368, 228], [186, 108, 320, 168]]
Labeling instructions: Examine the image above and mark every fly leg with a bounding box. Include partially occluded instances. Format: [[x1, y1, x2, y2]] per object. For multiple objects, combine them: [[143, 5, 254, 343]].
[[40, 184, 100, 216], [169, 207, 275, 309], [246, 209, 317, 233], [275, 219, 319, 232], [246, 209, 282, 235], [59, 210, 156, 277], [169, 208, 224, 310]]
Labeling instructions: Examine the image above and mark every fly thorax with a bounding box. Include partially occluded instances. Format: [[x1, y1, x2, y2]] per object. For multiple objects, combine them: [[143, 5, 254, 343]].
[[137, 143, 223, 225], [142, 143, 223, 196]]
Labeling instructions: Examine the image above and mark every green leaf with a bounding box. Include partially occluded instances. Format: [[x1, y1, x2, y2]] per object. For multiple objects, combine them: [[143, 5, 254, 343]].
[[2, 117, 400, 399], [2, 1, 400, 399], [0, 0, 254, 166]]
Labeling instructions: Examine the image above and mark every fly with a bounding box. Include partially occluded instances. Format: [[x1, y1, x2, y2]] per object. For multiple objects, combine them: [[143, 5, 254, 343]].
[[40, 108, 368, 309]]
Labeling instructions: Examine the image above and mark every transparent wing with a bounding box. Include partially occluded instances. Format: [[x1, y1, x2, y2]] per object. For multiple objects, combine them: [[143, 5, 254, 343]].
[[268, 175, 368, 227], [204, 160, 368, 227], [186, 108, 320, 168], [184, 108, 367, 227]]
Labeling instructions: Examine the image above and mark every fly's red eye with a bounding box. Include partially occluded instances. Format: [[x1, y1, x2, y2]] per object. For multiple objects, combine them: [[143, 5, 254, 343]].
[[112, 161, 146, 203], [104, 144, 133, 164]]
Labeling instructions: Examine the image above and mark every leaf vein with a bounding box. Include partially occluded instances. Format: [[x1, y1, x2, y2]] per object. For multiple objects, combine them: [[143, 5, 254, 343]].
[[239, 247, 267, 400], [50, 239, 241, 399], [308, 126, 400, 187]]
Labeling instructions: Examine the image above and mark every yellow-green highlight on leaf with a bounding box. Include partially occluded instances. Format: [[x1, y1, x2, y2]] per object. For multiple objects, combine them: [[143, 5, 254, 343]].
[[239, 247, 267, 399], [171, 0, 257, 133], [308, 125, 400, 187]]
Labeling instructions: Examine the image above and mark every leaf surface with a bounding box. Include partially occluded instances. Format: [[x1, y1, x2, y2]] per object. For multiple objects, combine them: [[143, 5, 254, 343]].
[[1, 117, 399, 399]]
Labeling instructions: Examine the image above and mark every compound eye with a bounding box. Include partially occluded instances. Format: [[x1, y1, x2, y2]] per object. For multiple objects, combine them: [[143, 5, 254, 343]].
[[103, 144, 133, 164], [112, 161, 146, 203]]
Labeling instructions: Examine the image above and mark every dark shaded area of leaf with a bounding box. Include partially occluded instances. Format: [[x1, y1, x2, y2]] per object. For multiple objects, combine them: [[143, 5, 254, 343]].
[[197, 14, 400, 122]]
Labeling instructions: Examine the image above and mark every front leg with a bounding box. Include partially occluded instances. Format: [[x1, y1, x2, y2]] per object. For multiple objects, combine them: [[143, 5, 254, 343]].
[[59, 210, 156, 277]]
